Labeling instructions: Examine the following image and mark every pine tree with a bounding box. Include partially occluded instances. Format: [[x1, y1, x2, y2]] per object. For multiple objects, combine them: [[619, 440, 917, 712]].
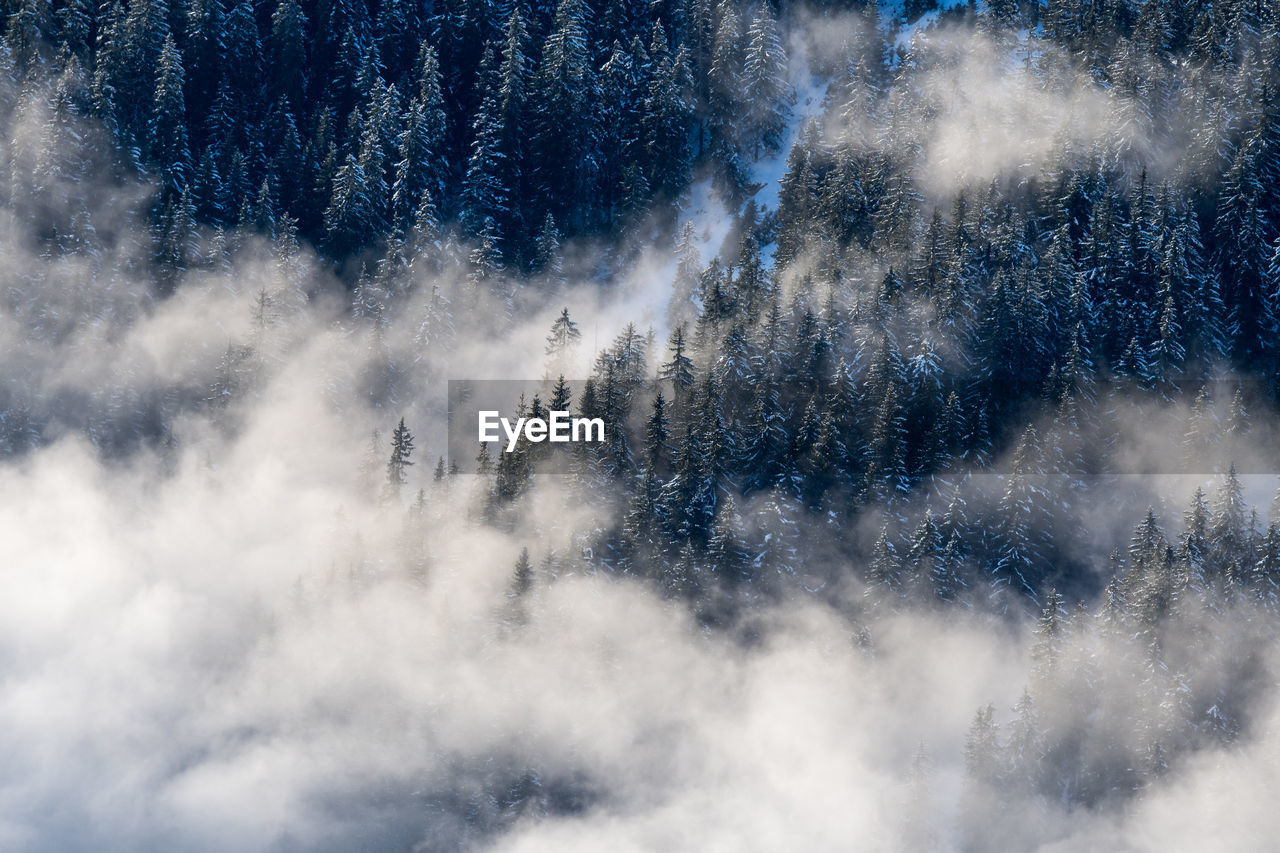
[[741, 3, 790, 159], [55, 0, 91, 55], [549, 373, 573, 412], [510, 546, 534, 597], [707, 0, 744, 170], [534, 213, 564, 281], [901, 740, 938, 853], [606, 322, 648, 397], [660, 373, 724, 539], [467, 217, 505, 287], [470, 11, 532, 254], [270, 0, 309, 108], [620, 462, 662, 571], [475, 441, 494, 476], [1216, 128, 1278, 363], [505, 546, 535, 627], [933, 529, 966, 604], [861, 381, 910, 506], [545, 307, 582, 376], [404, 190, 444, 279], [753, 489, 800, 579], [905, 509, 942, 599], [732, 221, 768, 318], [324, 138, 378, 255], [1208, 464, 1250, 587], [643, 36, 693, 200], [393, 74, 448, 227], [462, 44, 511, 239], [963, 704, 1001, 787], [667, 222, 702, 325], [739, 374, 788, 494], [530, 0, 599, 231], [149, 34, 190, 193], [1178, 486, 1211, 594], [222, 0, 265, 125], [105, 0, 171, 137], [494, 396, 533, 500], [706, 492, 750, 583], [865, 524, 902, 613], [597, 38, 647, 227], [1254, 523, 1280, 612], [386, 417, 415, 494], [38, 57, 93, 194], [1004, 689, 1041, 793], [665, 538, 697, 598], [644, 392, 669, 468], [659, 323, 697, 408], [1031, 589, 1067, 686], [156, 187, 198, 278], [988, 426, 1053, 610]]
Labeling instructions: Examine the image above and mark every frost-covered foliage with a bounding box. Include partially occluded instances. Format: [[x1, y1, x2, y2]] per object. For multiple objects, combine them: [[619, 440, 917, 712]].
[[2, 0, 1280, 849]]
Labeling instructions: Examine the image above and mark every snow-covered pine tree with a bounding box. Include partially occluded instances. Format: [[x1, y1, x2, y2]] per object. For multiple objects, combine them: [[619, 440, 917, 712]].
[[741, 3, 790, 159]]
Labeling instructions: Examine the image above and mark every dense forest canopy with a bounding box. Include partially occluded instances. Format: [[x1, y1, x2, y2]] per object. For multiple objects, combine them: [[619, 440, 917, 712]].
[[2, 0, 1280, 849]]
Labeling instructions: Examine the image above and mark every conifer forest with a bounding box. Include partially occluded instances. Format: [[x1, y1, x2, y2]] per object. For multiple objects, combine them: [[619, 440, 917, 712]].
[[3, 0, 1280, 848]]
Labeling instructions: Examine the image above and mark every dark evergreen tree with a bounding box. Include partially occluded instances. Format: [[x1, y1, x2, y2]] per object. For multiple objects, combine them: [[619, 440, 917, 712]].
[[393, 47, 448, 227], [659, 323, 697, 407], [386, 417, 415, 493], [507, 547, 534, 625], [988, 426, 1054, 609], [529, 0, 599, 232], [148, 34, 190, 193], [270, 0, 309, 109], [644, 392, 669, 468], [644, 34, 693, 200]]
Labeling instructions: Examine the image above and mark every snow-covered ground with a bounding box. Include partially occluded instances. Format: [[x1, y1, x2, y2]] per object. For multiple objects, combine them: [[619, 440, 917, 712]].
[[586, 0, 971, 350], [605, 53, 829, 348], [674, 62, 829, 287], [753, 72, 829, 214], [884, 0, 976, 49]]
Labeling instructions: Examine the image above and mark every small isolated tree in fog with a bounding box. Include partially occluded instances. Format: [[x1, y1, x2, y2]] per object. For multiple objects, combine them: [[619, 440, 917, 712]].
[[510, 547, 533, 597], [546, 307, 582, 364], [386, 417, 415, 495]]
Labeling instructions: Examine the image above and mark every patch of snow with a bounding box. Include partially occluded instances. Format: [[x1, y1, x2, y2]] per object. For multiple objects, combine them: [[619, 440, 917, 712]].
[[599, 38, 832, 343], [750, 38, 830, 216], [887, 1, 973, 48]]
